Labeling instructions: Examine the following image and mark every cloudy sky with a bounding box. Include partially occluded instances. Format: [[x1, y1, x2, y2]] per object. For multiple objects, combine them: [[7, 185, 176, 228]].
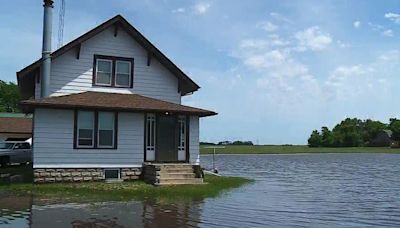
[[2, 0, 400, 144]]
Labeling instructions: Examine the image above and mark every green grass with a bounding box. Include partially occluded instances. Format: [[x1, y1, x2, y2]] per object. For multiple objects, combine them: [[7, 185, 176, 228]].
[[200, 145, 400, 154], [0, 174, 252, 202]]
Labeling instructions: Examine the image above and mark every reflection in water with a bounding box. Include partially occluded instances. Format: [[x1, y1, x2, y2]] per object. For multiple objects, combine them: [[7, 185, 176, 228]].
[[2, 154, 400, 227], [0, 196, 203, 228]]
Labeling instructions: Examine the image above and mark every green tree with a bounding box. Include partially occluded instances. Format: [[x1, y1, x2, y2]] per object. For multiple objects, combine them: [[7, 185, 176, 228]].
[[321, 126, 334, 147], [0, 81, 21, 112], [361, 119, 387, 143], [331, 118, 363, 147], [389, 118, 400, 141], [308, 130, 322, 147]]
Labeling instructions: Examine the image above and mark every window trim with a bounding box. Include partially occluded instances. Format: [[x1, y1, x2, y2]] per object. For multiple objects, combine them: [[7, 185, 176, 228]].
[[74, 110, 118, 150], [95, 59, 113, 86], [93, 55, 134, 88], [97, 112, 116, 149], [115, 60, 132, 88], [76, 111, 95, 148]]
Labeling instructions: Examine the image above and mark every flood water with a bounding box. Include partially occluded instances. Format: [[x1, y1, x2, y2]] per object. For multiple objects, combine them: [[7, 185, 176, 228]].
[[1, 153, 400, 227]]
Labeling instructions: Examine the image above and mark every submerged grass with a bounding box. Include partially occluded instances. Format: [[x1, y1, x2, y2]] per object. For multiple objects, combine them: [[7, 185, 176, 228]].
[[0, 174, 252, 201], [200, 145, 400, 155]]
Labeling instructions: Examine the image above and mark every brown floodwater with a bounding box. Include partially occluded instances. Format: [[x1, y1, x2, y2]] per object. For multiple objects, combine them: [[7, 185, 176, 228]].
[[1, 153, 400, 227]]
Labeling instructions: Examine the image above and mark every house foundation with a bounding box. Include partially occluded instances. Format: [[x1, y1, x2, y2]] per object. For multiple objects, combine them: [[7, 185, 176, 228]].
[[33, 168, 142, 183]]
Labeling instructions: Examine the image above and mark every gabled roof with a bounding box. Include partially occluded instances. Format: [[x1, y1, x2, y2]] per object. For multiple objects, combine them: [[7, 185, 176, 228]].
[[20, 92, 217, 117], [17, 15, 200, 97], [0, 117, 32, 134]]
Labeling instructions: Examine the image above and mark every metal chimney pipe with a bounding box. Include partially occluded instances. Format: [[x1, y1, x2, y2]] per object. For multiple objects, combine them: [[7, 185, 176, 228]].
[[41, 0, 54, 98]]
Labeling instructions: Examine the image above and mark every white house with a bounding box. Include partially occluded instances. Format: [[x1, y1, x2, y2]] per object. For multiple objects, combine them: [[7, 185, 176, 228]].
[[17, 2, 216, 184]]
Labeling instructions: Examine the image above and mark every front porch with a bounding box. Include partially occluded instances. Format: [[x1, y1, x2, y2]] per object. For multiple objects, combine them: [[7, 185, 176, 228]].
[[142, 163, 204, 185]]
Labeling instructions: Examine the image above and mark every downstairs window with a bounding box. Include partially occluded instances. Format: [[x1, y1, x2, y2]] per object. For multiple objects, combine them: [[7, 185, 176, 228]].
[[75, 111, 117, 149]]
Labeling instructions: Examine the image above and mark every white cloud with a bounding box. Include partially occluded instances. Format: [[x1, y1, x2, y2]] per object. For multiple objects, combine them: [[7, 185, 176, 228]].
[[385, 12, 400, 24], [257, 21, 278, 32], [382, 29, 394, 37], [295, 26, 332, 51], [172, 7, 185, 13], [194, 2, 211, 15], [353, 21, 361, 28]]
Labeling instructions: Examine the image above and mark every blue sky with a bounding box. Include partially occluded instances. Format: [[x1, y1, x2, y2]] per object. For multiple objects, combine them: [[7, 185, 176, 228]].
[[2, 0, 400, 144]]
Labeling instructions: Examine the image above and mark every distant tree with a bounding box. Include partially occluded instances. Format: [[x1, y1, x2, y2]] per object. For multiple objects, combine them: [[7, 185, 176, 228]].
[[200, 142, 216, 145], [361, 119, 387, 143], [331, 118, 363, 147], [0, 81, 21, 112], [321, 127, 334, 147], [308, 130, 322, 147], [389, 118, 400, 141]]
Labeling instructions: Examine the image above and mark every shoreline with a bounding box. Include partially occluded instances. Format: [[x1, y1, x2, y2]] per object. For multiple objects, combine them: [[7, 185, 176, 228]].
[[200, 145, 400, 155]]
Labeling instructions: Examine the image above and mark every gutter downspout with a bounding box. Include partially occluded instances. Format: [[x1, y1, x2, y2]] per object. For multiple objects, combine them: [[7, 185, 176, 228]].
[[41, 0, 54, 98]]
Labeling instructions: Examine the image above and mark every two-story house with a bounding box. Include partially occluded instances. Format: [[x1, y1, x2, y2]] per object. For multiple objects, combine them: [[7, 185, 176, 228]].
[[17, 1, 216, 184]]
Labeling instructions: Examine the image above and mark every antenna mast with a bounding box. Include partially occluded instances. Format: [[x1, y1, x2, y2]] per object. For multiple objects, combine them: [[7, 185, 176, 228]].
[[57, 0, 65, 48]]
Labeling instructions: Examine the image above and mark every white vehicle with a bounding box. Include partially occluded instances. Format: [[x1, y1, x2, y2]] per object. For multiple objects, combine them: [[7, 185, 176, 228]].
[[0, 141, 32, 167]]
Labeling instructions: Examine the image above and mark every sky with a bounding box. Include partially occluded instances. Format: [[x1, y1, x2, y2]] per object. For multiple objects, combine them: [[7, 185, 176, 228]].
[[1, 0, 400, 144]]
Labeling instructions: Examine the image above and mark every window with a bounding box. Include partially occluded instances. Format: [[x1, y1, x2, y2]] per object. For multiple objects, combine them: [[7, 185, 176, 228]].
[[115, 61, 131, 87], [77, 111, 94, 147], [98, 112, 115, 148], [75, 111, 117, 149], [145, 114, 156, 161], [15, 143, 30, 150], [178, 116, 186, 153], [95, 59, 112, 85], [93, 55, 134, 88], [104, 169, 120, 180]]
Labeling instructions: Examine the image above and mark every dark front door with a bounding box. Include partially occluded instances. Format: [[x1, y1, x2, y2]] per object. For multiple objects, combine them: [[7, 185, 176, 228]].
[[156, 115, 177, 162]]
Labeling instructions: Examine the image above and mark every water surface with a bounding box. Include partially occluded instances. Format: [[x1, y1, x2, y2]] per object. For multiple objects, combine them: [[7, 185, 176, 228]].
[[1, 153, 400, 227]]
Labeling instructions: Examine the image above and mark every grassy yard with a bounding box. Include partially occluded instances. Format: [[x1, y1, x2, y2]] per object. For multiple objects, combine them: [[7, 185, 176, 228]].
[[200, 145, 400, 154], [0, 170, 252, 201]]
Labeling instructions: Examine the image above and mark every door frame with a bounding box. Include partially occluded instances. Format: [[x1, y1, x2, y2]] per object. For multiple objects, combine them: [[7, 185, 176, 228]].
[[143, 113, 190, 163]]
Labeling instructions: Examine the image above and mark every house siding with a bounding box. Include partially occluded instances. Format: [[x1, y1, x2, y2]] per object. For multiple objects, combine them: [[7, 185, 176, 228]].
[[189, 116, 200, 164], [33, 108, 144, 168], [35, 27, 181, 104]]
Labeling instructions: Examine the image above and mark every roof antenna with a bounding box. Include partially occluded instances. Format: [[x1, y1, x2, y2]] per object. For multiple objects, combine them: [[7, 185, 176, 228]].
[[57, 0, 65, 48]]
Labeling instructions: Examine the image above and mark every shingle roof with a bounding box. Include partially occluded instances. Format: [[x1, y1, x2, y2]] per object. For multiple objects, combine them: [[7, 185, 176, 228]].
[[20, 92, 217, 117], [0, 117, 32, 134]]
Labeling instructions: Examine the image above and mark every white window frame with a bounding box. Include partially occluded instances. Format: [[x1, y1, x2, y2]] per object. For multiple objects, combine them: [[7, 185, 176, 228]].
[[178, 116, 186, 153], [76, 111, 95, 148], [146, 114, 156, 158], [97, 112, 115, 149], [95, 59, 113, 86], [115, 60, 132, 87]]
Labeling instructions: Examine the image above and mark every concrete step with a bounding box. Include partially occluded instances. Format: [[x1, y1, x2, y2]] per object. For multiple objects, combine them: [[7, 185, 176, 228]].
[[154, 163, 193, 168], [157, 177, 204, 185], [160, 167, 194, 172], [159, 172, 196, 179]]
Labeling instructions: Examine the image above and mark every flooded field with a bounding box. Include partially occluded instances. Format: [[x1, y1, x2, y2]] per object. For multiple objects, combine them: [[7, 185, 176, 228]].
[[1, 153, 400, 227]]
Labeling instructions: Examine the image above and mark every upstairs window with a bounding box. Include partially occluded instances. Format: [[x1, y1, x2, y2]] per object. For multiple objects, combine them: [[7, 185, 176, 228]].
[[115, 61, 131, 87], [93, 55, 134, 88], [95, 59, 113, 86]]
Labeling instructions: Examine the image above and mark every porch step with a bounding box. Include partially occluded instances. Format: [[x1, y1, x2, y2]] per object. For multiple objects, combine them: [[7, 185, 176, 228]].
[[143, 163, 203, 185], [159, 172, 196, 179], [156, 177, 204, 186]]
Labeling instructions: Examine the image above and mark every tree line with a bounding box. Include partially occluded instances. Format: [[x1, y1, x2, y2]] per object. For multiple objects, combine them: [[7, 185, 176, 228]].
[[200, 140, 254, 146], [308, 118, 400, 147], [0, 80, 21, 112]]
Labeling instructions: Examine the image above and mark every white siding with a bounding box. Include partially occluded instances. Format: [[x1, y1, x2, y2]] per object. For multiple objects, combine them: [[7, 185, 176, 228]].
[[33, 108, 144, 168], [35, 27, 181, 104], [189, 116, 200, 164]]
